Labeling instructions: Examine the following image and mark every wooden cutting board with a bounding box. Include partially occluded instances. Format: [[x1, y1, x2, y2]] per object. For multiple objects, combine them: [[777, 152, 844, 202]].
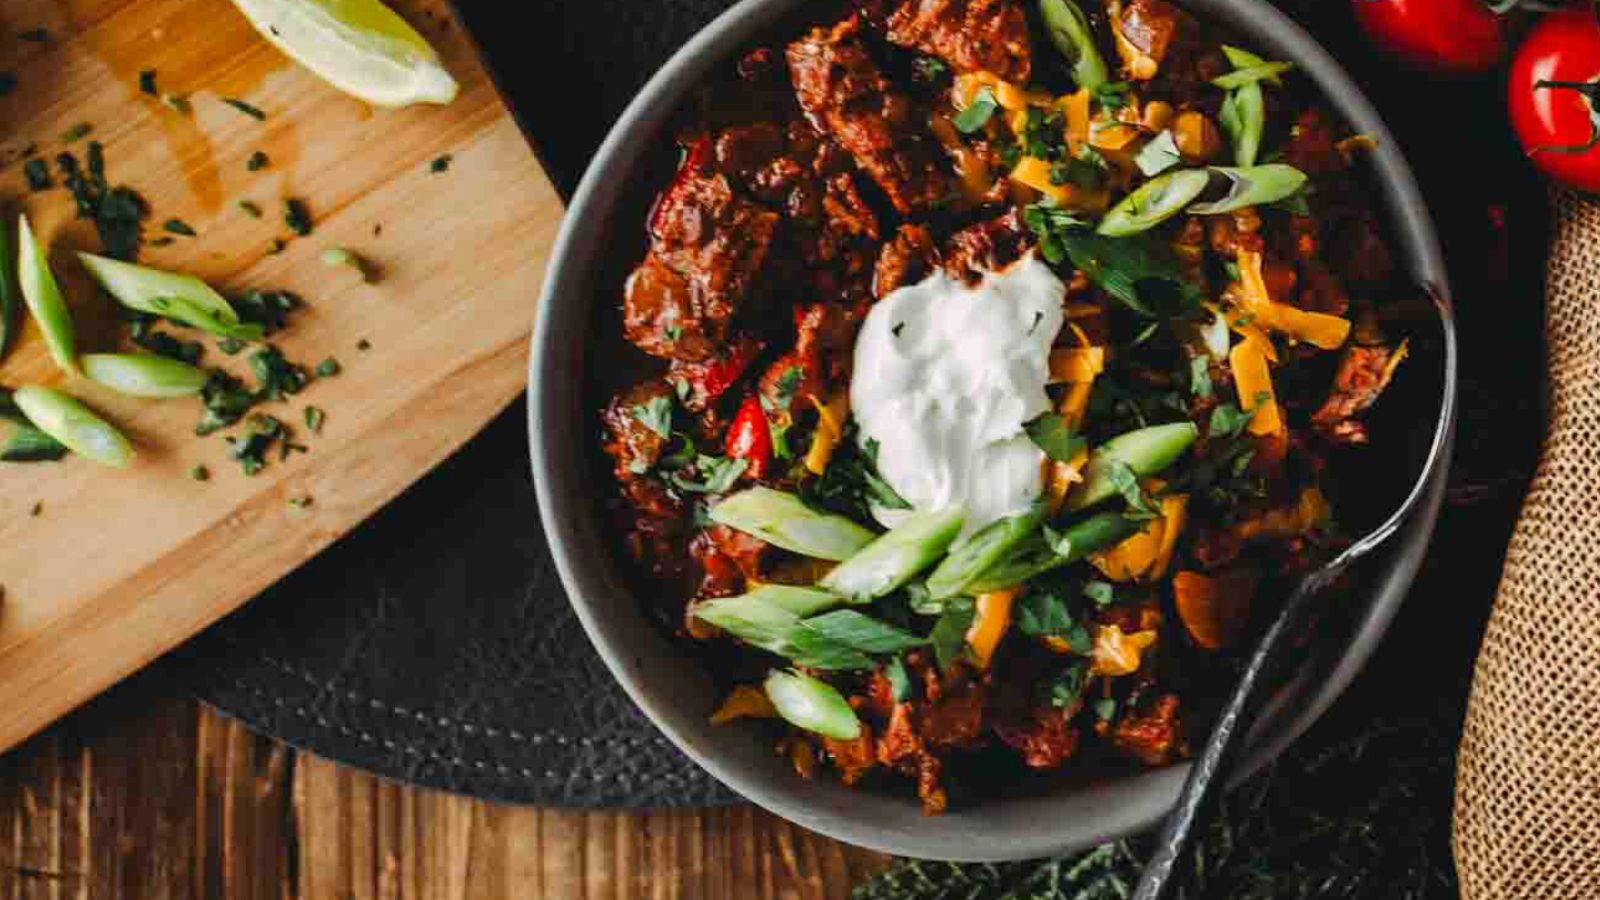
[[0, 0, 561, 751]]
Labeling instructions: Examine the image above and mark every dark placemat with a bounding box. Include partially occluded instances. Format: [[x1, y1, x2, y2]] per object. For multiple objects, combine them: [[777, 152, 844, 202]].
[[165, 0, 1548, 817]]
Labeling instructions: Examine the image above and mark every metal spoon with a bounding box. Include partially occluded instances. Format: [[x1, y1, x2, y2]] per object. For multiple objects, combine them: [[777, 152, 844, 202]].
[[1133, 284, 1457, 900]]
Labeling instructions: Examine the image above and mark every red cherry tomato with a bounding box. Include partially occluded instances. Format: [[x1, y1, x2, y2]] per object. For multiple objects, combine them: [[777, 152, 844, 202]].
[[1508, 7, 1600, 194], [1351, 0, 1505, 73], [725, 394, 774, 480]]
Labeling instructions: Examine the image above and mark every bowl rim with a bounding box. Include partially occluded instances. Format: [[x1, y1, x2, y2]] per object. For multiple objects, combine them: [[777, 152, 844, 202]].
[[529, 0, 1455, 861]]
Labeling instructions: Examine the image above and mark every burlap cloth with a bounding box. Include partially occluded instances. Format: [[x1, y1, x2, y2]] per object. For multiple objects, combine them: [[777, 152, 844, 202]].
[[1454, 189, 1600, 898]]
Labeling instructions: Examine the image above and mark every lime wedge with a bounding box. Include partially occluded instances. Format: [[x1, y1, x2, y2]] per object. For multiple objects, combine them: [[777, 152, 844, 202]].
[[229, 0, 458, 108]]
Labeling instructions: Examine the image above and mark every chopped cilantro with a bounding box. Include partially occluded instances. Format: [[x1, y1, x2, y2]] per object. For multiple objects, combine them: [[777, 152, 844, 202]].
[[59, 122, 92, 143], [929, 598, 976, 672], [189, 464, 210, 482], [22, 157, 49, 191], [1092, 697, 1118, 721], [222, 97, 266, 120], [304, 406, 326, 434], [163, 217, 196, 236], [912, 57, 949, 82], [952, 88, 998, 134], [227, 414, 285, 476], [246, 150, 270, 171], [1045, 661, 1088, 708], [250, 345, 309, 399], [1107, 461, 1163, 520], [284, 198, 313, 236], [197, 370, 257, 436], [138, 69, 158, 95], [1189, 356, 1214, 399], [885, 656, 913, 702], [130, 317, 203, 364], [1209, 401, 1255, 439], [314, 357, 341, 378], [429, 154, 453, 173], [668, 454, 747, 494], [631, 394, 674, 439], [1083, 580, 1115, 607], [1024, 413, 1086, 463], [237, 199, 262, 218], [233, 289, 299, 334]]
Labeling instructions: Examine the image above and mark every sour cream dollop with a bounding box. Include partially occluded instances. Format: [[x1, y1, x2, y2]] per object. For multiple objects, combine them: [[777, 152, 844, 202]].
[[851, 255, 1065, 536]]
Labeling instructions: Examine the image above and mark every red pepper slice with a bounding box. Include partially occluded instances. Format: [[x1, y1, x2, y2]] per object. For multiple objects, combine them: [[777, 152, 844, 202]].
[[725, 394, 774, 480]]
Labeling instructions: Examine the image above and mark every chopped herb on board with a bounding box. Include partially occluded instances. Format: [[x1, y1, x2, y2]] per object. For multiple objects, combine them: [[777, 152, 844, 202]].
[[237, 199, 262, 218], [288, 495, 313, 509], [250, 345, 309, 399], [284, 198, 313, 235], [197, 370, 257, 435], [429, 153, 452, 173], [162, 94, 191, 114], [138, 69, 158, 95], [233, 289, 299, 334], [148, 236, 175, 247], [130, 318, 204, 364], [246, 150, 270, 171], [314, 357, 340, 378], [227, 413, 285, 475], [22, 157, 49, 191], [163, 218, 196, 236], [222, 97, 266, 120], [58, 145, 147, 260], [59, 122, 92, 143], [304, 406, 325, 433], [190, 464, 210, 481]]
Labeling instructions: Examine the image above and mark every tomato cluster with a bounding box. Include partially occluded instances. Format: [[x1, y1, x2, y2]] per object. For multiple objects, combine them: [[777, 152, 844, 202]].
[[1353, 0, 1600, 193]]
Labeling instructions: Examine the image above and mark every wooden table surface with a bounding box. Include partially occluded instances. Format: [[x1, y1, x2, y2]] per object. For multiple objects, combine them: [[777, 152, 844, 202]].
[[0, 669, 891, 899]]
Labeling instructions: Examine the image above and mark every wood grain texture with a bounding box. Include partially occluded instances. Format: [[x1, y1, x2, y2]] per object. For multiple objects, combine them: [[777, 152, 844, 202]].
[[0, 0, 560, 754], [0, 674, 890, 899]]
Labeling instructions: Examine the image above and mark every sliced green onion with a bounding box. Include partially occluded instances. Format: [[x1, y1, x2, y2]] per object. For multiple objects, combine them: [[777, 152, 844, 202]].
[[1219, 81, 1265, 167], [1069, 422, 1200, 511], [691, 586, 844, 657], [1188, 165, 1308, 214], [763, 670, 861, 740], [17, 215, 78, 373], [926, 506, 1043, 599], [709, 487, 876, 561], [77, 252, 263, 341], [967, 512, 1141, 592], [820, 506, 966, 601], [12, 385, 133, 467], [82, 353, 208, 398], [1219, 46, 1287, 84], [1039, 0, 1107, 90], [1096, 169, 1210, 237]]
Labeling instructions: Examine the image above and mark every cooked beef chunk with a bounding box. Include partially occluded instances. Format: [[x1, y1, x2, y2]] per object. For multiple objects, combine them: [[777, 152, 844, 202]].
[[1312, 343, 1403, 444], [861, 0, 1032, 81], [787, 16, 952, 214], [1111, 693, 1185, 765], [624, 143, 779, 362], [942, 209, 1033, 281], [873, 224, 939, 298], [602, 381, 675, 479]]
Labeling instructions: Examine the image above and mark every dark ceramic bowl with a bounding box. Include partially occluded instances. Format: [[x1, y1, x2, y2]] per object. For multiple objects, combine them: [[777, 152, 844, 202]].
[[530, 0, 1453, 861]]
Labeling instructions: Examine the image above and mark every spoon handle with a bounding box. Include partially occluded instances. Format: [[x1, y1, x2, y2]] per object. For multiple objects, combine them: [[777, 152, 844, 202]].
[[1132, 561, 1348, 900]]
